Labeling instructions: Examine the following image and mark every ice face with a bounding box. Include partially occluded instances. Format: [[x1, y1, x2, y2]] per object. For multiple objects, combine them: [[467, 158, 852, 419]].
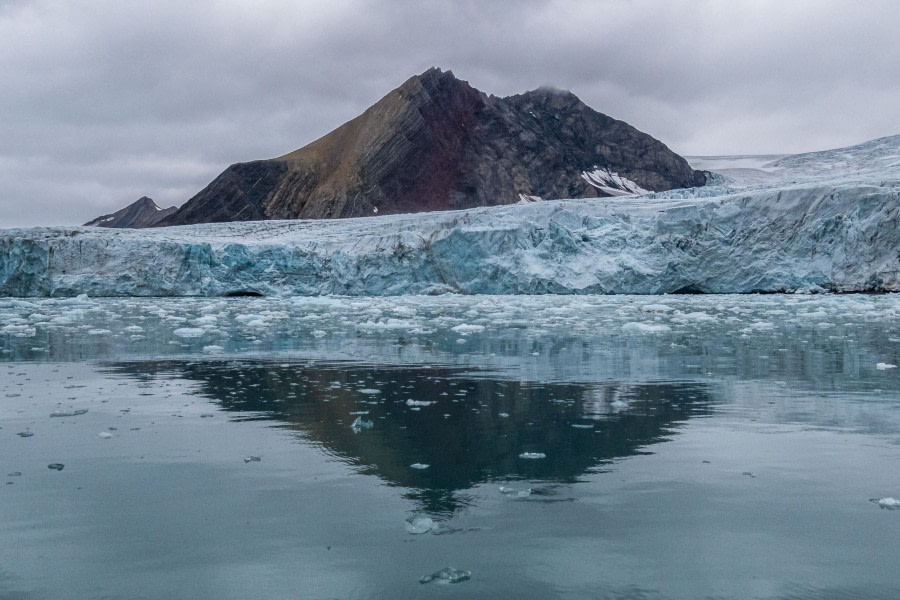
[[2, 136, 899, 297]]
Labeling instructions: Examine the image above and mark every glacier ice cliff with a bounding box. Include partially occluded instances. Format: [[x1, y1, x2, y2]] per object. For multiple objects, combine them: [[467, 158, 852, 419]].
[[2, 137, 899, 297]]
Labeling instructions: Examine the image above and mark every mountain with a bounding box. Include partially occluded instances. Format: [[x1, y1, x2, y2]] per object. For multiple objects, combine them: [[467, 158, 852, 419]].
[[156, 68, 705, 226], [84, 196, 176, 228]]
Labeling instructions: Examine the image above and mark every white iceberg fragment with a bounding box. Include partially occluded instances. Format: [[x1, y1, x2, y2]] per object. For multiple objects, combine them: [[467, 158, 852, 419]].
[[350, 416, 374, 433], [50, 409, 88, 417], [451, 323, 485, 334], [518, 452, 546, 459], [405, 516, 436, 534], [419, 567, 471, 585], [406, 400, 434, 407], [173, 327, 205, 338], [622, 322, 671, 334], [499, 486, 532, 498], [871, 497, 900, 510]]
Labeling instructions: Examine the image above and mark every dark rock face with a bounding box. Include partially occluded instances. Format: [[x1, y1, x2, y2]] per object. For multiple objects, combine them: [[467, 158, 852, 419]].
[[158, 68, 705, 226], [156, 161, 287, 225], [84, 196, 176, 228]]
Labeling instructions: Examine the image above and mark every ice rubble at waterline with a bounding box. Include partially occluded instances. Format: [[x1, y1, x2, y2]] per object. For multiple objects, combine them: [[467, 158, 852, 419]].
[[2, 136, 899, 297]]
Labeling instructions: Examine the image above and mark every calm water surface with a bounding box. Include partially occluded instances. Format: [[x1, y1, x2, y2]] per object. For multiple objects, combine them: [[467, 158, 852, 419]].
[[1, 294, 899, 599]]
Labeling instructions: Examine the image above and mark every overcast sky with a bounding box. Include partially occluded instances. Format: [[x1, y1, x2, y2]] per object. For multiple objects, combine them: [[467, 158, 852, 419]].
[[1, 0, 898, 228]]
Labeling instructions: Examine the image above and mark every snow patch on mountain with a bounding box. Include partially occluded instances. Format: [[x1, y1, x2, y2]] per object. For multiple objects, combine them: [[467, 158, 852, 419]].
[[581, 168, 650, 196]]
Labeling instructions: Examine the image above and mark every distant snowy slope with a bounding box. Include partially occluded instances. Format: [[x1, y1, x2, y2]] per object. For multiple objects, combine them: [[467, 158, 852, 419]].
[[687, 134, 900, 188]]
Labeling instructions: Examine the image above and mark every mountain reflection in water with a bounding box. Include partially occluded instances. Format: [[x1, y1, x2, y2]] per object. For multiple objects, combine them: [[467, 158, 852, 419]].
[[104, 360, 717, 514]]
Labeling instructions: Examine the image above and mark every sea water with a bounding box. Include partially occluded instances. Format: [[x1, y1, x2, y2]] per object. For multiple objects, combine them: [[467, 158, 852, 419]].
[[1, 294, 899, 598]]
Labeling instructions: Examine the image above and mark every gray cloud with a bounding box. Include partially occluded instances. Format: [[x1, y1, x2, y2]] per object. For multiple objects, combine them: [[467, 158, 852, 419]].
[[1, 0, 898, 227]]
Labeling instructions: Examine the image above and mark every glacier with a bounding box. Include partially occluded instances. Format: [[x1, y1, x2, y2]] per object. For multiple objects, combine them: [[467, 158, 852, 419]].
[[1, 135, 899, 297]]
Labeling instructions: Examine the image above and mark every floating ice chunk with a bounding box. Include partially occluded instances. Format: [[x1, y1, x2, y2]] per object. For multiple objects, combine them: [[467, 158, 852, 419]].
[[871, 497, 900, 510], [351, 416, 374, 432], [87, 329, 111, 335], [498, 412, 510, 418], [9, 299, 39, 309], [97, 432, 113, 439], [359, 388, 380, 395], [519, 452, 546, 459], [202, 345, 224, 353], [235, 314, 264, 323], [678, 311, 717, 323], [570, 423, 593, 429], [47, 463, 64, 471], [610, 400, 629, 410], [622, 322, 671, 334], [50, 409, 88, 417], [419, 567, 471, 585], [173, 327, 205, 338], [124, 325, 144, 333], [311, 329, 327, 337], [499, 486, 532, 498], [641, 304, 674, 313], [798, 310, 828, 319], [193, 315, 218, 326], [451, 324, 485, 334], [406, 400, 434, 407], [876, 363, 897, 370], [410, 463, 430, 469], [405, 516, 436, 534], [244, 456, 261, 463]]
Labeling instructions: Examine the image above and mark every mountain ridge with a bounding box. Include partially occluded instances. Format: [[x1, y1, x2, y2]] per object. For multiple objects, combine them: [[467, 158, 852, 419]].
[[155, 68, 705, 226], [84, 196, 176, 228]]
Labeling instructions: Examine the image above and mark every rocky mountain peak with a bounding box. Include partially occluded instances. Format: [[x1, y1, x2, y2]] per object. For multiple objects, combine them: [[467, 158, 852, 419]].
[[84, 196, 176, 228], [153, 68, 705, 226]]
